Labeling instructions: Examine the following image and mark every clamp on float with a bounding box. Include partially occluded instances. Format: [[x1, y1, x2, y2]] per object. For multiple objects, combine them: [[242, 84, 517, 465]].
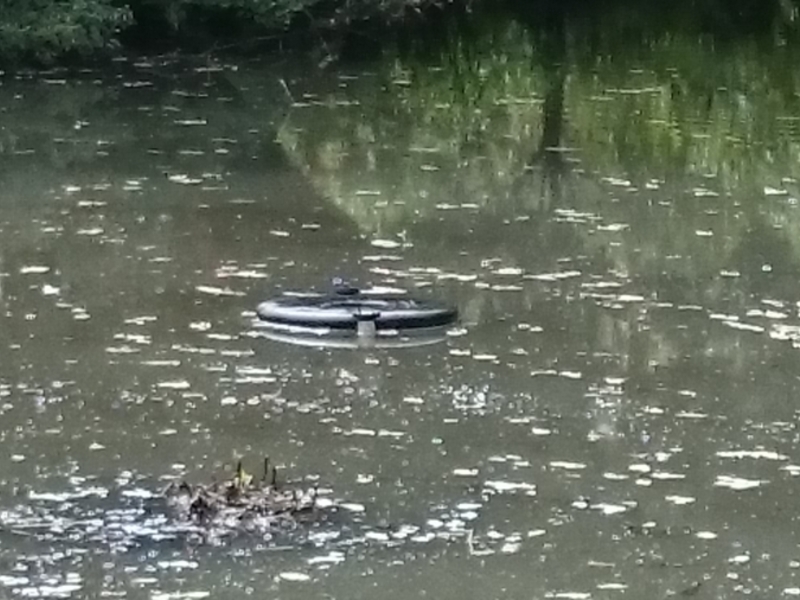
[[354, 309, 380, 337]]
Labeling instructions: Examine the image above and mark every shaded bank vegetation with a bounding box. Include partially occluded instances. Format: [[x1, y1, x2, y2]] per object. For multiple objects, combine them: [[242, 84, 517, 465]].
[[0, 0, 460, 63], [2, 0, 800, 64]]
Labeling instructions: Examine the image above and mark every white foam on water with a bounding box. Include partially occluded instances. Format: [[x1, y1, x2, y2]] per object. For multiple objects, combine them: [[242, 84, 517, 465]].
[[596, 583, 627, 590], [277, 572, 310, 582], [307, 552, 346, 566], [371, 239, 401, 249], [714, 475, 765, 490], [591, 503, 630, 515], [20, 266, 50, 274], [716, 450, 787, 461], [484, 480, 536, 494], [195, 285, 244, 297], [550, 461, 586, 470], [157, 561, 199, 570], [493, 267, 523, 276], [452, 468, 479, 477], [783, 588, 800, 595], [628, 463, 651, 473], [158, 381, 190, 390], [651, 471, 685, 480], [722, 320, 764, 333], [20, 584, 82, 597], [665, 495, 696, 505]]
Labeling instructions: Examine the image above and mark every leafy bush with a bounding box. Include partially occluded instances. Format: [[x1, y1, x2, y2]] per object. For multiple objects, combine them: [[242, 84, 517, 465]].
[[0, 0, 132, 62], [0, 0, 451, 62]]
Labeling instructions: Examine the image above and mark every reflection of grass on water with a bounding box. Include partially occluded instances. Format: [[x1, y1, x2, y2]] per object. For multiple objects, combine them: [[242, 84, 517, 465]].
[[277, 19, 552, 234], [569, 40, 800, 192], [278, 6, 800, 236]]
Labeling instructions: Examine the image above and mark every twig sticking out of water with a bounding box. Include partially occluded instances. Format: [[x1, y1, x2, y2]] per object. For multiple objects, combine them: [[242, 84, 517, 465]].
[[262, 457, 270, 485], [278, 78, 294, 104], [163, 457, 317, 532]]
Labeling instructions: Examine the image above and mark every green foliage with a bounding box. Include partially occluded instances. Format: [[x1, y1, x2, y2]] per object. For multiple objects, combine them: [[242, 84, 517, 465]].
[[0, 0, 132, 62], [130, 0, 316, 33], [0, 0, 447, 63], [4, 0, 796, 65]]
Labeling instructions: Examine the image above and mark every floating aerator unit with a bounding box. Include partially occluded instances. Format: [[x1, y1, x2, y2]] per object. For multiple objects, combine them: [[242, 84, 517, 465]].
[[256, 281, 458, 335]]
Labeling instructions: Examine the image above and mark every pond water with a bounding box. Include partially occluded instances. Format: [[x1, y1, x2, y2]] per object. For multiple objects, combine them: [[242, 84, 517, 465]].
[[3, 3, 800, 598]]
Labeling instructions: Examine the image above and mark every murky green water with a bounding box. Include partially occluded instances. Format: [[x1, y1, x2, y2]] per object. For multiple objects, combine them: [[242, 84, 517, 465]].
[[3, 5, 800, 599]]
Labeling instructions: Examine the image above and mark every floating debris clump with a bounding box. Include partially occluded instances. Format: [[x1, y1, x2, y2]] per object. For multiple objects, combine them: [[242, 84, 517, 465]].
[[0, 458, 336, 550], [163, 458, 323, 538]]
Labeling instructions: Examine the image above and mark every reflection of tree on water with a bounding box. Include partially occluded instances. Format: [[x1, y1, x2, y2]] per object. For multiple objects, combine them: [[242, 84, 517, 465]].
[[269, 2, 800, 394], [0, 59, 364, 354], [274, 1, 799, 234], [5, 6, 800, 399], [509, 0, 570, 213]]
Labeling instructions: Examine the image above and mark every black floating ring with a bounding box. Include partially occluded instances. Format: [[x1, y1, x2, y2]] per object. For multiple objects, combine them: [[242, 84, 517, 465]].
[[256, 293, 458, 330]]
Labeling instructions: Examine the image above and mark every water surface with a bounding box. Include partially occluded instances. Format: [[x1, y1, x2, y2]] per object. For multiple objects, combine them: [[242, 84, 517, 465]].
[[2, 5, 800, 599]]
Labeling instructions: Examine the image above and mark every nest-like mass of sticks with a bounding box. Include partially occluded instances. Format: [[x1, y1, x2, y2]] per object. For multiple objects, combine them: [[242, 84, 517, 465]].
[[162, 458, 320, 535]]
